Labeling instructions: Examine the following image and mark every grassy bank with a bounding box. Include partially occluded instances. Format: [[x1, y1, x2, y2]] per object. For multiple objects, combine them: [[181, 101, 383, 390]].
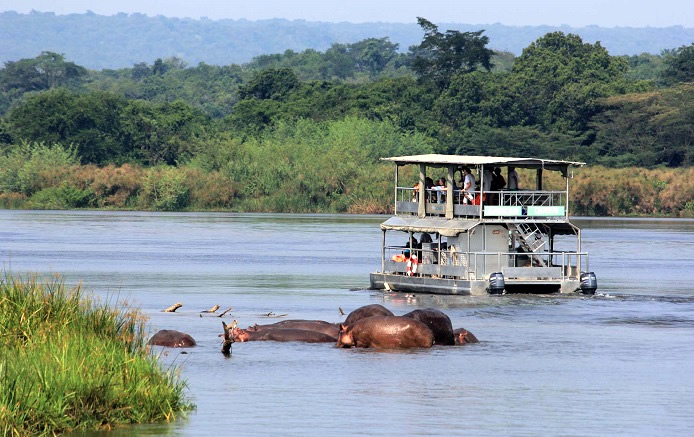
[[1, 161, 693, 217], [1, 129, 693, 217], [0, 275, 191, 435]]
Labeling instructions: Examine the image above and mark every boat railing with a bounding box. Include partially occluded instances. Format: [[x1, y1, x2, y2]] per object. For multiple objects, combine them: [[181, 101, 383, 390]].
[[384, 245, 588, 282], [395, 186, 567, 220]]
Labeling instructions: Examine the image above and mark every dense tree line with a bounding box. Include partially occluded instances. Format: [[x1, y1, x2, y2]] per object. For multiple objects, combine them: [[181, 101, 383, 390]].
[[0, 21, 693, 216], [1, 24, 692, 169]]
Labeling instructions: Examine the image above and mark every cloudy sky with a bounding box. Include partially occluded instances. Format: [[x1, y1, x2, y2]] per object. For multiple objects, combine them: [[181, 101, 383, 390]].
[[1, 0, 693, 27]]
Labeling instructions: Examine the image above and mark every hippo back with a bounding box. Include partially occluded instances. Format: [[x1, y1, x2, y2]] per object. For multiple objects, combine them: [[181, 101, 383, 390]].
[[402, 309, 454, 346], [148, 329, 197, 347], [344, 304, 394, 325]]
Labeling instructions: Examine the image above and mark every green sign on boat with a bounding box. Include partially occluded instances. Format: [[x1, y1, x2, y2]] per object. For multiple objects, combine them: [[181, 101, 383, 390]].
[[527, 206, 565, 216], [484, 206, 523, 216]]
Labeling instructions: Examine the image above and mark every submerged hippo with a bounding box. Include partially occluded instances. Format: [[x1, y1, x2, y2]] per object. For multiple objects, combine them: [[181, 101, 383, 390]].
[[403, 308, 455, 346], [249, 320, 339, 338], [337, 316, 434, 349], [148, 329, 196, 348], [344, 304, 394, 325], [452, 328, 479, 345], [232, 327, 336, 343]]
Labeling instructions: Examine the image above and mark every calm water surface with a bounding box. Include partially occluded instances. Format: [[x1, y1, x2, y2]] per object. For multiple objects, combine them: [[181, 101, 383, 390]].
[[2, 211, 694, 436]]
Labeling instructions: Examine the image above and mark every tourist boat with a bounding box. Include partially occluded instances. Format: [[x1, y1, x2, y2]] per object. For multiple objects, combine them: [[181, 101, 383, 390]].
[[370, 154, 598, 295]]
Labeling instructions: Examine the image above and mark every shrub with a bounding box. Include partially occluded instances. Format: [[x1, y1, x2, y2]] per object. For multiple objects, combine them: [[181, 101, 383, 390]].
[[140, 166, 190, 211]]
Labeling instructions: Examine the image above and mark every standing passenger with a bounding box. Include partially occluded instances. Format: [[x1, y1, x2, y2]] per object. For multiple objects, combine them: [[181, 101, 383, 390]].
[[461, 166, 476, 204], [508, 166, 520, 190]]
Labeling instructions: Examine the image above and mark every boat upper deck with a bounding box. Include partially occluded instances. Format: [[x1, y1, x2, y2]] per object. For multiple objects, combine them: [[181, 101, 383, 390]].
[[384, 154, 584, 223]]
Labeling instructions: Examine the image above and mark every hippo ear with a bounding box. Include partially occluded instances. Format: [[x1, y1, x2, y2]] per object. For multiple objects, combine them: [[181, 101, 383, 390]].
[[339, 324, 347, 332]]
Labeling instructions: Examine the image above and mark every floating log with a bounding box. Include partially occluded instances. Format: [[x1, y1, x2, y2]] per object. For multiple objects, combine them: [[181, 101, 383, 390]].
[[217, 307, 233, 317], [201, 304, 220, 313], [258, 312, 288, 318], [163, 303, 182, 312]]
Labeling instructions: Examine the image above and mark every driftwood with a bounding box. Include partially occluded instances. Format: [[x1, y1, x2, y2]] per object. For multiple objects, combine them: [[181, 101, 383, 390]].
[[217, 307, 233, 317], [258, 312, 288, 318], [221, 320, 237, 355], [339, 307, 345, 316], [163, 303, 182, 312], [201, 304, 220, 313]]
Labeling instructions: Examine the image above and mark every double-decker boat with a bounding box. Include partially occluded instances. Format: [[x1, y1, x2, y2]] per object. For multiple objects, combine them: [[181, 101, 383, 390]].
[[369, 154, 598, 295]]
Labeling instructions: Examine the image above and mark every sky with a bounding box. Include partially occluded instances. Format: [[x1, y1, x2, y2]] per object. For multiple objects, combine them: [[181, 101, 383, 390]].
[[1, 0, 693, 27]]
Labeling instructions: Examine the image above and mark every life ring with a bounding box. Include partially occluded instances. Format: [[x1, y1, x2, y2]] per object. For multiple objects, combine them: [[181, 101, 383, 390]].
[[406, 255, 419, 276]]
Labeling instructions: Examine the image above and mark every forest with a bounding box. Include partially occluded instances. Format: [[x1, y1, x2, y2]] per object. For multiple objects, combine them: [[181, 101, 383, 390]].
[[0, 18, 693, 216]]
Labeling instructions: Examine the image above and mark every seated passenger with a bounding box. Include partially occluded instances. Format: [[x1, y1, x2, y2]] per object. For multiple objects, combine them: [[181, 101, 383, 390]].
[[434, 178, 446, 203], [392, 249, 411, 262]]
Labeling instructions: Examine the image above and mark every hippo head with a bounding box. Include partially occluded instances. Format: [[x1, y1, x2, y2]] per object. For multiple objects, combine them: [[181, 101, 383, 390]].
[[231, 328, 250, 342], [336, 324, 354, 348], [454, 330, 479, 345]]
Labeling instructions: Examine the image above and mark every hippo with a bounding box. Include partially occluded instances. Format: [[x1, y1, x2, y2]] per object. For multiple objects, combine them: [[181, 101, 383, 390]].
[[452, 328, 480, 345], [337, 316, 434, 349], [148, 329, 196, 347], [344, 304, 394, 325], [249, 320, 339, 339], [402, 308, 455, 346], [231, 327, 336, 343]]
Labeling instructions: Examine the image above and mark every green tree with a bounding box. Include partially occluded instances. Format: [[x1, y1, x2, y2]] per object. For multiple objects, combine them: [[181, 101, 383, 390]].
[[662, 43, 694, 84], [6, 89, 128, 163], [238, 68, 300, 101], [0, 52, 87, 94], [410, 18, 494, 88], [509, 32, 629, 131]]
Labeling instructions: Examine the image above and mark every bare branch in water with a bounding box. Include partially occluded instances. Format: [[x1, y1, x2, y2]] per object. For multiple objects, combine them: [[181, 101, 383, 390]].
[[163, 303, 182, 312]]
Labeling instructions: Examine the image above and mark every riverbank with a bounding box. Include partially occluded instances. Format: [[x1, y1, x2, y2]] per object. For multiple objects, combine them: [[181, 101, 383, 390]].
[[0, 146, 692, 217], [0, 274, 192, 435]]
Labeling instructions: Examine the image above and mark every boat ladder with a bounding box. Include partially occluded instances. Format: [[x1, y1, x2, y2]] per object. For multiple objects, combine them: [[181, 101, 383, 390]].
[[509, 223, 548, 266]]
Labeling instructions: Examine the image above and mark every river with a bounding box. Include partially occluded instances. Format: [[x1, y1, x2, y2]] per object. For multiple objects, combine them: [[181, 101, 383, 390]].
[[2, 210, 694, 436]]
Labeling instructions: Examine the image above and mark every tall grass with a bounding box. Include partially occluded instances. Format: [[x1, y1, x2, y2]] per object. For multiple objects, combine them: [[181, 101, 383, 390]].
[[1, 123, 693, 216], [0, 274, 192, 435]]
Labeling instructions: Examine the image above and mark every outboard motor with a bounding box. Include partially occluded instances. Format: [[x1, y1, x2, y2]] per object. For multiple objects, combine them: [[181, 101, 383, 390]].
[[488, 272, 505, 295], [580, 272, 598, 295]]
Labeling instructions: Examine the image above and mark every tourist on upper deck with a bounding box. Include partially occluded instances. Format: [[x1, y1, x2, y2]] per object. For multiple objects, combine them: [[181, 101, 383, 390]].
[[508, 166, 520, 190], [492, 167, 506, 191], [461, 166, 476, 204], [482, 168, 493, 197], [490, 167, 506, 204], [434, 177, 446, 203]]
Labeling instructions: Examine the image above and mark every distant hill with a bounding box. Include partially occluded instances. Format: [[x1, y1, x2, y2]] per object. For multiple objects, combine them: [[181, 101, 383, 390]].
[[1, 11, 693, 69]]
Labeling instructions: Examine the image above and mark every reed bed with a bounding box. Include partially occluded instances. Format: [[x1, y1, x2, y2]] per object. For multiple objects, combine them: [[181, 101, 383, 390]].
[[1, 138, 693, 216], [0, 274, 191, 435]]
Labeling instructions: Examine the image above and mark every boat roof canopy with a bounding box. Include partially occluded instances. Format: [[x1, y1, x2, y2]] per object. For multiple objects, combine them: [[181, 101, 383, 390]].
[[382, 154, 585, 172], [381, 217, 580, 237], [380, 216, 478, 237]]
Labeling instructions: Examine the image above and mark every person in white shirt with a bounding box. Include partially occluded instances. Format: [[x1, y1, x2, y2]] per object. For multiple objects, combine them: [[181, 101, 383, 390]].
[[482, 168, 493, 197], [461, 166, 476, 204], [508, 166, 520, 190]]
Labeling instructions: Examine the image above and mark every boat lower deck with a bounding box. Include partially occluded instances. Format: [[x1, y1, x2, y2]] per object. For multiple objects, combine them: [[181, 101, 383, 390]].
[[370, 272, 581, 295]]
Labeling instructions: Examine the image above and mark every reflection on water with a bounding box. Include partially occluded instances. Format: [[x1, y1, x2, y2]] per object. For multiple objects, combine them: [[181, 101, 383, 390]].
[[2, 211, 694, 435]]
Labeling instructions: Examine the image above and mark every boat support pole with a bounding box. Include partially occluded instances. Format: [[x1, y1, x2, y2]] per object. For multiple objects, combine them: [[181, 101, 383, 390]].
[[382, 229, 386, 272], [394, 165, 398, 215], [419, 164, 426, 217]]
